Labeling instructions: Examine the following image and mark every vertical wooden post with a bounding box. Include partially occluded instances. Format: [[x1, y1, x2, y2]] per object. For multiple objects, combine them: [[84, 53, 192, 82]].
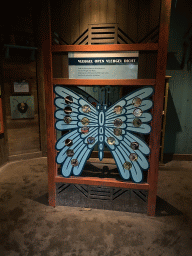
[[0, 45, 9, 166], [160, 76, 171, 163], [147, 0, 172, 216], [36, 24, 48, 157], [41, 0, 56, 207]]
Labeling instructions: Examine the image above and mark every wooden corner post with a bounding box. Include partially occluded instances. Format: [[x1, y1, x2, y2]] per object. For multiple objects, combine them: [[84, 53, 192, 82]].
[[147, 0, 172, 216], [41, 0, 56, 207]]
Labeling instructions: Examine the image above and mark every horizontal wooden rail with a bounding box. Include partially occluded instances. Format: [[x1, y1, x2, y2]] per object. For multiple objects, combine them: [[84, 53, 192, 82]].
[[52, 43, 158, 52], [53, 78, 156, 86], [55, 176, 149, 190]]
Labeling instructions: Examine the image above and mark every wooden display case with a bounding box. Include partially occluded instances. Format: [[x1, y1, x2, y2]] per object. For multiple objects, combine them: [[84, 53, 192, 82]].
[[42, 0, 172, 216]]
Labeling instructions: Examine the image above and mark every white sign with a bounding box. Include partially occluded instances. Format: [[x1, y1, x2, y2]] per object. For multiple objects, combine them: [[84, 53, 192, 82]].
[[14, 81, 29, 93], [68, 52, 139, 79]]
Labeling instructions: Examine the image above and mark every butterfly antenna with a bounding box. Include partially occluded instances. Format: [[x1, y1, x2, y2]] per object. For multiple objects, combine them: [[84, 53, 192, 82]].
[[106, 86, 111, 106]]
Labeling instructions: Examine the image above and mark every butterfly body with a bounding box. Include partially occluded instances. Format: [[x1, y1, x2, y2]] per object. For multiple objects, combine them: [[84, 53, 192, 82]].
[[97, 104, 107, 161], [54, 85, 154, 183]]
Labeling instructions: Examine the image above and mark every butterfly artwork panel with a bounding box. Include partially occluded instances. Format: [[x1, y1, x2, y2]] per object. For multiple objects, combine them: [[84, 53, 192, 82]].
[[54, 85, 154, 183]]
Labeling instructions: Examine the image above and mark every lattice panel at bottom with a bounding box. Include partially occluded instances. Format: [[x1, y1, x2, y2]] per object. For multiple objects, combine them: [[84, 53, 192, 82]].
[[56, 183, 148, 214]]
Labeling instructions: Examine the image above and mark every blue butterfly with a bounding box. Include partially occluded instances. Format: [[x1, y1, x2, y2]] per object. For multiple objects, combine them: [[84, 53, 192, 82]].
[[54, 85, 154, 183]]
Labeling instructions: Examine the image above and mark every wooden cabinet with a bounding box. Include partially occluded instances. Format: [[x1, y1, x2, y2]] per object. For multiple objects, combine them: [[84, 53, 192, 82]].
[[42, 0, 172, 216]]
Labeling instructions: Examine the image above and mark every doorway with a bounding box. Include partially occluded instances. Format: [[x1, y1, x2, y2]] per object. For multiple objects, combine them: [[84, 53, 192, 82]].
[[3, 55, 41, 160]]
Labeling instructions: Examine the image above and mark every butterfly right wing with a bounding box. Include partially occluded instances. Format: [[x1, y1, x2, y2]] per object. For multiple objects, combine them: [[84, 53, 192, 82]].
[[104, 86, 154, 183]]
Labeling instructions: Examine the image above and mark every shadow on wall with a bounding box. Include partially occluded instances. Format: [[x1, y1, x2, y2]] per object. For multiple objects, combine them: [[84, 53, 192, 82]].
[[167, 52, 182, 70], [163, 89, 182, 155]]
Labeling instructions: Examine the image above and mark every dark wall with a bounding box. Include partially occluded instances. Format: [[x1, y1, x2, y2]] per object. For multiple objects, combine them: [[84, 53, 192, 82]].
[[165, 0, 192, 154]]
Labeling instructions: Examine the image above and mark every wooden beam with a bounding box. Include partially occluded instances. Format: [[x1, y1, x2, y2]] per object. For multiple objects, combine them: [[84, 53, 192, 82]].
[[147, 0, 172, 216], [55, 176, 150, 190], [52, 43, 158, 52], [53, 78, 156, 86], [41, 0, 57, 207]]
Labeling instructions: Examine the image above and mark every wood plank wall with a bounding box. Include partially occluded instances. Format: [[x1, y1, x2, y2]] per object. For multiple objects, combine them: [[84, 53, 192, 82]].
[[51, 0, 160, 44], [51, 0, 161, 79], [2, 60, 41, 156]]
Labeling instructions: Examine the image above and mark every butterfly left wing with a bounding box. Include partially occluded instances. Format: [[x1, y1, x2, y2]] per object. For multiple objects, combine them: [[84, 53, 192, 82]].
[[104, 86, 154, 183], [54, 85, 99, 177]]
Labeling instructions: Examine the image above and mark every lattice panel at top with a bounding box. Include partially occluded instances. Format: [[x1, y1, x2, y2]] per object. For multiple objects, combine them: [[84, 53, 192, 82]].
[[88, 24, 118, 45], [53, 23, 159, 45]]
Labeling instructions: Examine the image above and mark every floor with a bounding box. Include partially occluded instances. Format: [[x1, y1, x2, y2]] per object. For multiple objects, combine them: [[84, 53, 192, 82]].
[[6, 115, 40, 156], [0, 158, 192, 256]]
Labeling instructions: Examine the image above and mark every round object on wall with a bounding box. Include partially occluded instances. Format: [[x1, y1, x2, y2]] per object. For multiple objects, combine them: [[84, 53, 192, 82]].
[[65, 96, 73, 104], [130, 142, 139, 150], [64, 116, 72, 124], [123, 161, 132, 170], [132, 97, 142, 107], [65, 139, 73, 147], [114, 118, 123, 127]]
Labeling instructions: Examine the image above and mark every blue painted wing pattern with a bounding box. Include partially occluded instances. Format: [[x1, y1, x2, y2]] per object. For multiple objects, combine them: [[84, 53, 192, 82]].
[[54, 85, 154, 183], [104, 87, 154, 182], [54, 86, 99, 177]]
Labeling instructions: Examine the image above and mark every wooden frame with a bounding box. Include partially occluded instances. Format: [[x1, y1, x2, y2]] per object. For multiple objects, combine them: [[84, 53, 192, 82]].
[[0, 98, 4, 134], [42, 0, 172, 216]]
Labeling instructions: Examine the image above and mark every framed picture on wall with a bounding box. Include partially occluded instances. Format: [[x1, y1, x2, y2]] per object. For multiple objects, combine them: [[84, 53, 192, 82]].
[[0, 98, 4, 134], [13, 80, 30, 94], [10, 96, 34, 119]]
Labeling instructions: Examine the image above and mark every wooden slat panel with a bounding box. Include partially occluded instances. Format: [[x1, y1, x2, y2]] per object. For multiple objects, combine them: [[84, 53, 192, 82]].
[[91, 39, 115, 44], [89, 24, 116, 28], [114, 24, 118, 44], [90, 28, 116, 33], [107, 0, 116, 23], [99, 0, 107, 23], [74, 32, 88, 45], [118, 31, 133, 44], [80, 0, 90, 35], [88, 24, 92, 45], [53, 78, 156, 86], [140, 27, 159, 43], [52, 43, 158, 52], [91, 34, 115, 39], [55, 176, 150, 190], [90, 0, 100, 23], [81, 39, 88, 45], [117, 38, 126, 44]]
